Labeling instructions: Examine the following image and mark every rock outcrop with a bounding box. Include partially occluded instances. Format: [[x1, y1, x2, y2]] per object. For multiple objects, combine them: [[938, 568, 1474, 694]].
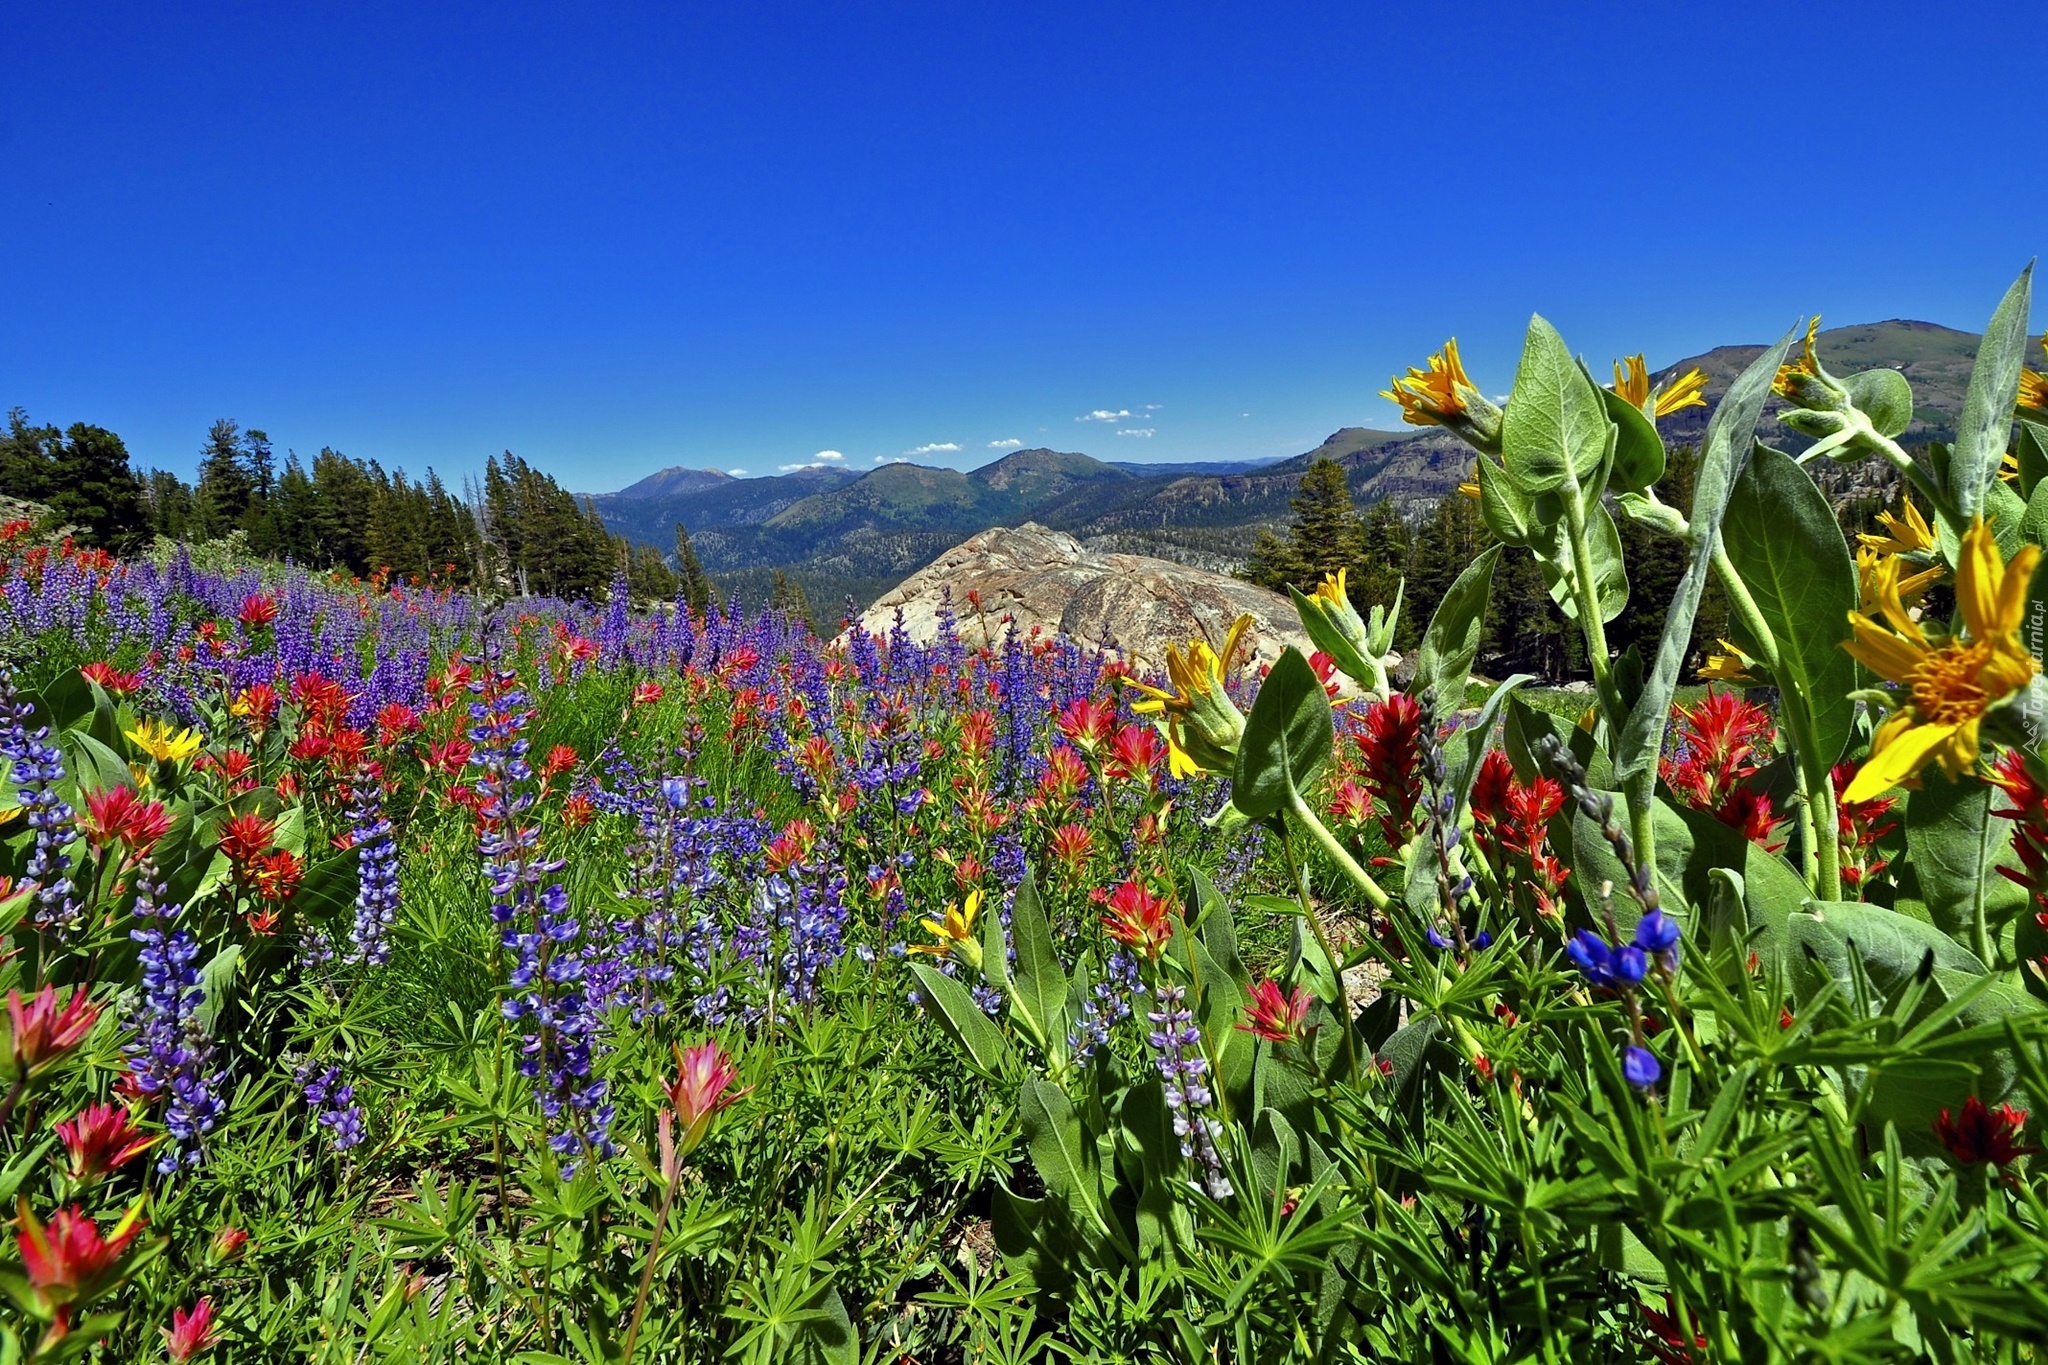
[[857, 523, 1310, 670]]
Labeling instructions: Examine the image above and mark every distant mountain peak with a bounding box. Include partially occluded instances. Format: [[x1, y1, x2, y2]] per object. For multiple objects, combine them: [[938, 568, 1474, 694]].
[[610, 466, 736, 500]]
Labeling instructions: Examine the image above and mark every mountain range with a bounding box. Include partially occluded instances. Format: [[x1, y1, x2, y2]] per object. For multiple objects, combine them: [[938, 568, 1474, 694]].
[[587, 319, 2044, 611]]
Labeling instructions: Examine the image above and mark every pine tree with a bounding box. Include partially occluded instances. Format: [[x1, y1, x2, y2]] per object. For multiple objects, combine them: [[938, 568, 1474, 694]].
[[673, 522, 715, 615], [1246, 458, 1365, 593], [47, 424, 150, 552], [770, 569, 813, 629], [1355, 498, 1413, 644], [192, 420, 255, 541]]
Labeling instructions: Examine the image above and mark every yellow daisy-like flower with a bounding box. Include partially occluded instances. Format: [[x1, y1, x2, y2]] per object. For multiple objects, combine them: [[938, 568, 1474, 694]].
[[1128, 614, 1254, 777], [1311, 568, 1349, 612], [125, 719, 204, 765], [1840, 518, 2041, 802], [1456, 464, 1481, 499], [1128, 614, 1253, 720], [1856, 493, 1936, 556], [1855, 547, 1943, 617], [909, 888, 982, 960], [1611, 355, 1709, 419], [2000, 449, 2021, 484], [1381, 339, 1472, 429], [1772, 316, 1824, 401], [2019, 338, 2047, 414], [1699, 640, 1755, 684], [0, 805, 22, 828]]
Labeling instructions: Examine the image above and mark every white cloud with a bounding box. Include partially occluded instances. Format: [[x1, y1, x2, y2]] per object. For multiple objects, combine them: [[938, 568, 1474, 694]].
[[1077, 409, 1132, 422], [872, 454, 910, 464], [905, 442, 963, 456], [1116, 428, 1155, 438], [1143, 403, 1163, 411], [987, 438, 1023, 449], [727, 468, 748, 476], [778, 461, 834, 472], [813, 449, 845, 461]]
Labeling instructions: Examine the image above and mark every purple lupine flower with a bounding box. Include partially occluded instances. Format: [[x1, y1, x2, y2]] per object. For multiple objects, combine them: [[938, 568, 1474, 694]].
[[124, 862, 225, 1173], [345, 779, 400, 966], [0, 674, 80, 934], [297, 1062, 367, 1152], [1145, 983, 1232, 1198]]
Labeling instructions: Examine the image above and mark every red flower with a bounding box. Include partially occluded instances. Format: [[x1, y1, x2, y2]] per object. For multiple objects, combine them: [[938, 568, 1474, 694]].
[[1055, 698, 1118, 752], [80, 787, 172, 854], [238, 593, 279, 629], [55, 1102, 158, 1179], [541, 744, 579, 778], [210, 1225, 248, 1260], [960, 709, 997, 758], [15, 1197, 146, 1321], [1663, 688, 1782, 848], [1307, 651, 1341, 699], [1037, 746, 1090, 802], [426, 739, 473, 776], [79, 662, 141, 696], [1106, 724, 1165, 783], [666, 1040, 752, 1155], [1329, 778, 1373, 827], [1933, 1096, 2039, 1167], [4, 986, 100, 1081], [1100, 880, 1177, 958], [765, 819, 816, 874], [563, 793, 595, 827], [631, 681, 664, 706], [250, 849, 303, 903], [217, 811, 278, 864], [1049, 822, 1094, 869], [244, 906, 281, 935], [1238, 980, 1312, 1044], [375, 703, 421, 745], [230, 682, 280, 732], [164, 1297, 221, 1361], [1355, 693, 1425, 861]]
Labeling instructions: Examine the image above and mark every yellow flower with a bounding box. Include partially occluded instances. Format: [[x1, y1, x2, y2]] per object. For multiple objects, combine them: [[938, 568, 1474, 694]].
[[1699, 640, 1755, 683], [1310, 569, 1349, 612], [2020, 338, 2047, 414], [0, 805, 21, 828], [125, 719, 204, 765], [1611, 355, 1709, 419], [1128, 614, 1253, 720], [1841, 518, 2041, 801], [1855, 547, 1943, 617], [1381, 339, 1473, 428], [1456, 464, 1481, 499], [909, 889, 982, 961], [2000, 450, 2021, 484], [129, 763, 152, 792], [1856, 493, 1936, 556], [1772, 316, 1824, 401], [1128, 615, 1253, 777]]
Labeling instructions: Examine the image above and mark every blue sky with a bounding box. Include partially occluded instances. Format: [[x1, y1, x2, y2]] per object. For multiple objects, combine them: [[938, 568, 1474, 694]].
[[2, 1, 2040, 491]]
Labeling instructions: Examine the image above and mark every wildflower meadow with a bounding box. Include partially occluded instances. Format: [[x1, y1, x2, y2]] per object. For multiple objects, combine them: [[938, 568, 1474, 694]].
[[6, 268, 2048, 1363]]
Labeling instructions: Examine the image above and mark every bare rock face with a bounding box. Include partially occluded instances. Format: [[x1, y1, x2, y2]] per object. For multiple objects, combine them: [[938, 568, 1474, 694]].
[[858, 523, 1311, 670]]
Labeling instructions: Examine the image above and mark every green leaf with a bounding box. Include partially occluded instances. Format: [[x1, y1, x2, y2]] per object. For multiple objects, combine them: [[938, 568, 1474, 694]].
[[1020, 1075, 1118, 1246], [1473, 453, 1537, 546], [1500, 314, 1612, 495], [1953, 264, 2034, 519], [1232, 647, 1333, 820], [1004, 869, 1069, 1055], [1446, 674, 1536, 826], [60, 730, 131, 792], [195, 945, 242, 1036], [1843, 367, 1913, 439], [2017, 419, 2048, 506], [1287, 584, 1375, 685], [1530, 503, 1626, 624], [1721, 445, 1858, 769], [910, 964, 1015, 1081], [1413, 544, 1503, 715], [1614, 323, 1800, 783], [2024, 472, 2048, 550], [1598, 381, 1667, 492], [1904, 773, 2028, 950]]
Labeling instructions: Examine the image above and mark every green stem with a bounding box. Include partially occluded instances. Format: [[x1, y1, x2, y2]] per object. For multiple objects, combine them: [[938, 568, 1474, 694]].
[[1560, 480, 1654, 868], [1710, 546, 1844, 900], [1285, 789, 1391, 911], [1279, 818, 1360, 1088]]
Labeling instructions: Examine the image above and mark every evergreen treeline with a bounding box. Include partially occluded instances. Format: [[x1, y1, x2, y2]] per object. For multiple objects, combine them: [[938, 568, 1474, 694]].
[[1245, 455, 1732, 683], [1, 410, 700, 605]]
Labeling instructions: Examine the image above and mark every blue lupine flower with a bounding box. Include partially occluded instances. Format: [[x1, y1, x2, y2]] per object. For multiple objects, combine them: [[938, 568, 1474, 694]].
[[1634, 908, 1680, 954], [1566, 929, 1617, 987], [1623, 1045, 1662, 1089]]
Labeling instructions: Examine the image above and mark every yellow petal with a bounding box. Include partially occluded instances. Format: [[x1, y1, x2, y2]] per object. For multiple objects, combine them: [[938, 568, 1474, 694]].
[[1845, 718, 1964, 802], [1841, 612, 1928, 683], [1955, 519, 2004, 643]]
